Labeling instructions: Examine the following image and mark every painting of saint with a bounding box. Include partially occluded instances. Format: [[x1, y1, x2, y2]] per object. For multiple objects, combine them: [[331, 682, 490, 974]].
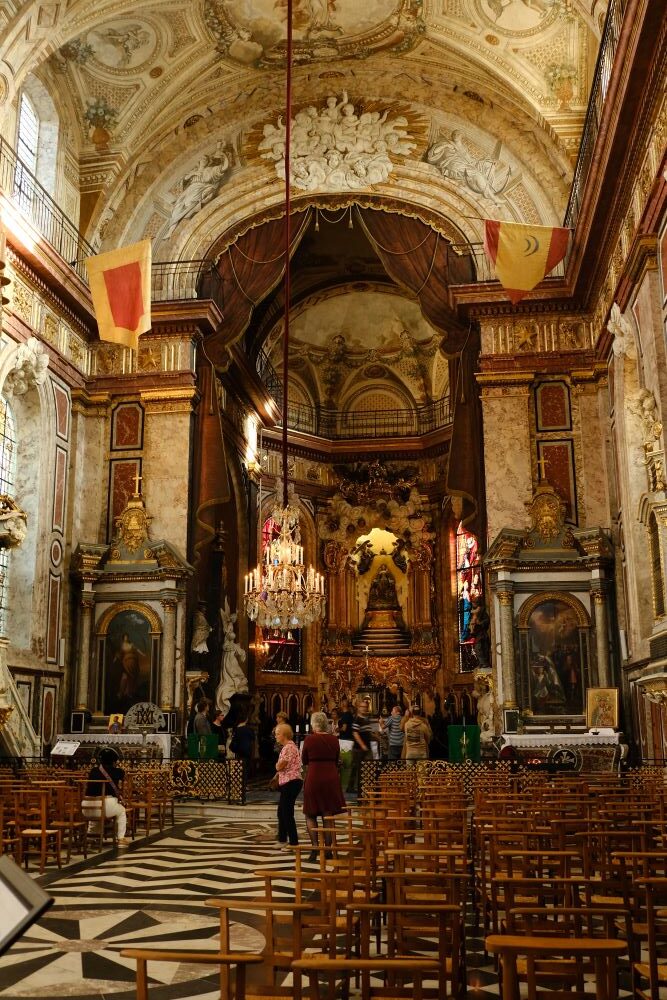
[[526, 599, 584, 716], [586, 688, 619, 730], [104, 609, 152, 714]]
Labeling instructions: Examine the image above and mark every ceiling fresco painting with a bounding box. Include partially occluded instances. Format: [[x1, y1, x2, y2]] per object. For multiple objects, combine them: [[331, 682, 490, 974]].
[[264, 289, 448, 407], [204, 0, 425, 66], [0, 0, 607, 254]]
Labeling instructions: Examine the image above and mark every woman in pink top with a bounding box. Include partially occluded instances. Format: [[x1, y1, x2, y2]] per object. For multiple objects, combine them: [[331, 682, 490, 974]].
[[274, 722, 303, 846]]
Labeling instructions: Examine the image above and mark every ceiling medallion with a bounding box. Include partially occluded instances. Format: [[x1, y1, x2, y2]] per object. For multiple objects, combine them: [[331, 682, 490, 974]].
[[204, 0, 425, 67], [475, 0, 563, 37]]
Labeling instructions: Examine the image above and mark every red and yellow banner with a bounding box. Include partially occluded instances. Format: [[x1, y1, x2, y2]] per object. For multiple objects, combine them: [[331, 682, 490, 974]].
[[86, 240, 152, 351], [484, 221, 570, 304]]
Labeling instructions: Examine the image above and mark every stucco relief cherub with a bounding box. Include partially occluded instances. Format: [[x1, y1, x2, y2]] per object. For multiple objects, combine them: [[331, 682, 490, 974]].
[[630, 388, 663, 451]]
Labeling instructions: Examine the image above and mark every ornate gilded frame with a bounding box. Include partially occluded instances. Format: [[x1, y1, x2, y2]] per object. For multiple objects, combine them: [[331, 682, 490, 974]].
[[94, 601, 162, 714], [516, 590, 592, 722]]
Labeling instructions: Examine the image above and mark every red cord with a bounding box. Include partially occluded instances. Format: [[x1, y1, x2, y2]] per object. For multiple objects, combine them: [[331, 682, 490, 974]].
[[282, 0, 293, 509]]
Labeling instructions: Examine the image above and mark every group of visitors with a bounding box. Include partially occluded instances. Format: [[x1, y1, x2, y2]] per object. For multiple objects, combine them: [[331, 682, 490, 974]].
[[192, 697, 255, 762], [268, 699, 434, 859]]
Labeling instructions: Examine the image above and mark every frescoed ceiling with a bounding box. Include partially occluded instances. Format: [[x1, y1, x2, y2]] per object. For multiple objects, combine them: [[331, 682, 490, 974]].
[[0, 0, 608, 256]]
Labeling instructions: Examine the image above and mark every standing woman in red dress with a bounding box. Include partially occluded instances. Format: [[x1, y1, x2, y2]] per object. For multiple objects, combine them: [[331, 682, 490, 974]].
[[301, 710, 346, 862]]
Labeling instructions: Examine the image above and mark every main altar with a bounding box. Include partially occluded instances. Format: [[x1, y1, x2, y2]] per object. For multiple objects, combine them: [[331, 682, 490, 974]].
[[319, 460, 441, 704]]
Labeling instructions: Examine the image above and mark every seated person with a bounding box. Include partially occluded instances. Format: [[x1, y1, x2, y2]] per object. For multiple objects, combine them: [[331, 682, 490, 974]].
[[81, 748, 130, 845]]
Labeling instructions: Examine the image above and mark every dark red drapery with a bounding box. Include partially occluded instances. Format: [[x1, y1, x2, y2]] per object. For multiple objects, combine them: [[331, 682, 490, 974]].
[[358, 208, 484, 538]]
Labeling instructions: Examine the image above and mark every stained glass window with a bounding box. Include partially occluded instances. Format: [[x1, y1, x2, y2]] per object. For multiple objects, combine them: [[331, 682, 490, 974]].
[[258, 515, 302, 674], [455, 522, 485, 671], [0, 397, 17, 634]]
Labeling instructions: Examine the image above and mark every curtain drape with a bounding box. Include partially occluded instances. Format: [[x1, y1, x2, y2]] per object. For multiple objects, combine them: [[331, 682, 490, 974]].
[[191, 211, 312, 599], [358, 208, 484, 538]]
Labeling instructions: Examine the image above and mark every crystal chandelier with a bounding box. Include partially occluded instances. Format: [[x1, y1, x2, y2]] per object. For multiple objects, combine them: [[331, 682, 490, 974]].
[[244, 494, 325, 632], [243, 0, 325, 634]]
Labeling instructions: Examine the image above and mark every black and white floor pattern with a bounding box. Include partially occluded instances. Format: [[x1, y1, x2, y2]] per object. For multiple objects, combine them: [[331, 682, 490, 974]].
[[0, 801, 634, 999]]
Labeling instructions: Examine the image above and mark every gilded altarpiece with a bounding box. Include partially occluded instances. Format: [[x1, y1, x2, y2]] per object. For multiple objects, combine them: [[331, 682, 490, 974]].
[[318, 461, 441, 703], [485, 484, 616, 725]]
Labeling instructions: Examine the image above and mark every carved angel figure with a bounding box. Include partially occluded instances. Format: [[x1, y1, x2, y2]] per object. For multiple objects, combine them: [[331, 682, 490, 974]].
[[215, 598, 248, 713], [473, 670, 495, 745], [608, 302, 637, 359], [0, 494, 27, 549], [426, 130, 513, 201], [166, 144, 230, 236], [191, 608, 212, 655], [630, 388, 663, 449], [4, 337, 49, 396]]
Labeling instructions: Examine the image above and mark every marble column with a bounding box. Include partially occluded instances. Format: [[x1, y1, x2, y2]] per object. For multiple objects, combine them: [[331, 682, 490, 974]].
[[160, 598, 177, 709], [76, 597, 94, 710], [592, 588, 611, 687], [497, 589, 517, 707]]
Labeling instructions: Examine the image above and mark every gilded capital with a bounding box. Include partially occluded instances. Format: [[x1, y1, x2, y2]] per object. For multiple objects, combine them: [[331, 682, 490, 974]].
[[497, 591, 514, 607]]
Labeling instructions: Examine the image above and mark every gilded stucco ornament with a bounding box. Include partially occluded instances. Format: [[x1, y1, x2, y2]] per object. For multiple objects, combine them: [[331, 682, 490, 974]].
[[525, 484, 566, 544], [114, 494, 152, 553]]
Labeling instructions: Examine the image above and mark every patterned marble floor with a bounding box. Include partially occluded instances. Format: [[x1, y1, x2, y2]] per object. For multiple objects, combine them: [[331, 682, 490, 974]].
[[0, 800, 632, 999]]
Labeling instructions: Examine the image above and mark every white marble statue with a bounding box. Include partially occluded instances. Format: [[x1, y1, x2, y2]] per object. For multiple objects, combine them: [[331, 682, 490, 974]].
[[215, 598, 248, 714], [630, 388, 663, 450], [191, 608, 212, 654], [473, 670, 495, 745], [608, 302, 637, 359], [0, 495, 27, 549], [259, 92, 415, 193], [166, 143, 230, 236], [4, 336, 49, 397], [426, 130, 513, 201]]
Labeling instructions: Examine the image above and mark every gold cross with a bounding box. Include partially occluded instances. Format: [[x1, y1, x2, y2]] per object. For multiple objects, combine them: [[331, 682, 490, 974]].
[[536, 455, 549, 482], [134, 470, 143, 495]]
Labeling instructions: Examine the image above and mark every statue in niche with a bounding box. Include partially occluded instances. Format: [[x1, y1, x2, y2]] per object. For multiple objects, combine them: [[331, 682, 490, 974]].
[[215, 598, 248, 714], [473, 670, 495, 745], [165, 143, 230, 236], [191, 606, 212, 654], [351, 537, 375, 575], [391, 536, 409, 573], [367, 564, 400, 610]]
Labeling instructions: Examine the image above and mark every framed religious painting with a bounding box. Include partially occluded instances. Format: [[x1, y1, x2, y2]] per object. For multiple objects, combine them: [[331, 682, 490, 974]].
[[96, 603, 161, 715], [517, 592, 591, 721], [586, 687, 619, 730]]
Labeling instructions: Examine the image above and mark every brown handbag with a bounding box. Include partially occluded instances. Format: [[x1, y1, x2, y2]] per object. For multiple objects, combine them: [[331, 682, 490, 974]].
[[268, 773, 280, 791]]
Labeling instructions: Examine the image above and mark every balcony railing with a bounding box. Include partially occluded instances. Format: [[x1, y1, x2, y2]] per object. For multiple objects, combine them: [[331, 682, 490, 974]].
[[151, 259, 225, 316], [256, 350, 452, 439], [564, 0, 627, 230], [0, 135, 95, 284]]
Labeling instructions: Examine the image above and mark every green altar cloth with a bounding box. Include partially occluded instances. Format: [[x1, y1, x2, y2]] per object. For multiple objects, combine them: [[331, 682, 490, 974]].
[[448, 724, 481, 763]]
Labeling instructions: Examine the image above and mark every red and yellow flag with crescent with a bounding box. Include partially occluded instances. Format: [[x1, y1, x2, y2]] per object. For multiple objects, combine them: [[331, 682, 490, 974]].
[[484, 221, 570, 304], [86, 240, 152, 351]]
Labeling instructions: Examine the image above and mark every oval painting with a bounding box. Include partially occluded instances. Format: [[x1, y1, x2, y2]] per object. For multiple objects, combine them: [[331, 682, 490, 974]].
[[205, 0, 421, 65]]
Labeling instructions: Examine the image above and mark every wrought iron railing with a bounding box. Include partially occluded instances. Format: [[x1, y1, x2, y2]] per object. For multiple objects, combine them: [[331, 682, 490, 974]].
[[151, 258, 225, 315], [0, 135, 95, 284], [564, 0, 627, 230], [256, 350, 452, 438], [446, 241, 566, 284]]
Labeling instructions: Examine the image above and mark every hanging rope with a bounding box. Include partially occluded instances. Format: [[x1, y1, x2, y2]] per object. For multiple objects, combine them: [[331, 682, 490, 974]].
[[229, 211, 311, 264], [356, 207, 437, 255]]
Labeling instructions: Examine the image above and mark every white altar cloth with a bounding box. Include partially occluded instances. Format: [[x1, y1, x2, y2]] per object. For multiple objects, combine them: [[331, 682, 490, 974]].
[[502, 732, 621, 747], [57, 732, 171, 757]]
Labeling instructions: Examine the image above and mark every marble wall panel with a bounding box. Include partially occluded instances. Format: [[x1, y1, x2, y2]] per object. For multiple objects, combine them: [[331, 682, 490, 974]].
[[141, 403, 192, 555], [481, 383, 533, 545], [576, 386, 611, 530]]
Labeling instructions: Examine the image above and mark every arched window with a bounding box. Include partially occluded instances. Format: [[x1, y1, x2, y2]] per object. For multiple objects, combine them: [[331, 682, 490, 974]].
[[649, 512, 665, 618], [0, 396, 17, 633], [15, 92, 39, 214], [456, 521, 484, 671]]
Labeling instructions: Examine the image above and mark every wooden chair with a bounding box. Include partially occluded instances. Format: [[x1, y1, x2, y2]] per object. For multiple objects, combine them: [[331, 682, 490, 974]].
[[350, 900, 464, 999], [633, 878, 667, 1000], [486, 934, 626, 1000], [205, 898, 313, 999], [119, 949, 263, 1000], [16, 789, 62, 873], [292, 956, 440, 1000]]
